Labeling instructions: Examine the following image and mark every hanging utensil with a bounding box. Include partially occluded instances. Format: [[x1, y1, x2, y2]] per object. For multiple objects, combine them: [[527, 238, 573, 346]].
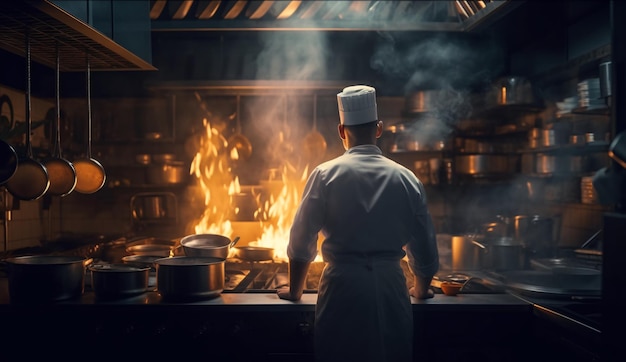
[[0, 94, 18, 185], [73, 53, 106, 194], [6, 31, 50, 201], [302, 94, 327, 164], [42, 43, 76, 197], [226, 95, 252, 161]]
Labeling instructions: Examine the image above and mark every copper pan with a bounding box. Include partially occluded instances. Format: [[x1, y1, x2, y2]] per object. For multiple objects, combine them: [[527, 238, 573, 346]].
[[73, 54, 106, 194]]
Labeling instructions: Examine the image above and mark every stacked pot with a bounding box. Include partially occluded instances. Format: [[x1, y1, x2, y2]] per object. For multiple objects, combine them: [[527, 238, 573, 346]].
[[136, 153, 187, 186]]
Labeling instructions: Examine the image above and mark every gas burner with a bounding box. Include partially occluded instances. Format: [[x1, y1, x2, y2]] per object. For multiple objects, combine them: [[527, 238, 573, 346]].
[[223, 260, 323, 293]]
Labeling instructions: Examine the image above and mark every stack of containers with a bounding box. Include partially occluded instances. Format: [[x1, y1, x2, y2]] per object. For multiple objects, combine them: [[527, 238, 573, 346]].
[[581, 176, 599, 204], [577, 78, 605, 109]]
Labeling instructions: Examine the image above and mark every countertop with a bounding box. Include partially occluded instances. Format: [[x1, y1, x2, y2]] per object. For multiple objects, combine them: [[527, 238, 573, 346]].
[[0, 275, 529, 310]]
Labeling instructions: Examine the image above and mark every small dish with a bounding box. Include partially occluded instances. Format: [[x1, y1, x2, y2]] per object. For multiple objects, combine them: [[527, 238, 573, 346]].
[[440, 281, 464, 296]]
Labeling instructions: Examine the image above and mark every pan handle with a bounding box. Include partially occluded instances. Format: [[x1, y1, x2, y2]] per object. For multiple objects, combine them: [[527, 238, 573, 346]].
[[230, 236, 241, 248]]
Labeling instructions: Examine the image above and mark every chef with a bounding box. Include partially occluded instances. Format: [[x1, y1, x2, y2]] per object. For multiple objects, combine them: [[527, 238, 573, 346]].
[[278, 85, 439, 362]]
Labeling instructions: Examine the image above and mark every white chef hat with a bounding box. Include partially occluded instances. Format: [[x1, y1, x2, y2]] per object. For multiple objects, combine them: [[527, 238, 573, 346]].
[[337, 85, 378, 126]]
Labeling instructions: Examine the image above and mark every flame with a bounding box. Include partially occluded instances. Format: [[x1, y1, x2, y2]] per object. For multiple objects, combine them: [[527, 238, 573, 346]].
[[251, 165, 309, 260], [190, 118, 234, 237], [190, 115, 322, 261]]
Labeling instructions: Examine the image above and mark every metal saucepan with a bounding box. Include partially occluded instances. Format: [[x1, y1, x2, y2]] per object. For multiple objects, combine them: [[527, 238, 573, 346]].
[[42, 44, 76, 197], [126, 243, 174, 257], [126, 236, 178, 248], [0, 94, 18, 185], [73, 54, 106, 194], [5, 33, 50, 201], [3, 255, 92, 304], [121, 255, 161, 270], [226, 95, 252, 161], [155, 256, 225, 301], [89, 263, 151, 300], [233, 245, 275, 262], [180, 234, 240, 258]]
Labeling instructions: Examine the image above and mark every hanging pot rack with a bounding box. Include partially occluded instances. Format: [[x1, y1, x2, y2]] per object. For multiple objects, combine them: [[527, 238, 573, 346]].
[[0, 0, 156, 72]]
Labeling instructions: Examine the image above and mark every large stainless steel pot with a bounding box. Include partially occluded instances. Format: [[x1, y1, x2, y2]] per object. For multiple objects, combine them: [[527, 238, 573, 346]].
[[89, 263, 151, 300], [145, 161, 187, 185], [155, 256, 225, 301], [451, 235, 485, 271], [404, 90, 441, 114], [3, 255, 91, 303], [454, 155, 510, 175], [479, 237, 524, 271], [535, 154, 576, 175]]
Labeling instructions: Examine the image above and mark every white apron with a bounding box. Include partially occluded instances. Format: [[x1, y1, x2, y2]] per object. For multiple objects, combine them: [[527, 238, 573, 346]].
[[314, 258, 413, 362]]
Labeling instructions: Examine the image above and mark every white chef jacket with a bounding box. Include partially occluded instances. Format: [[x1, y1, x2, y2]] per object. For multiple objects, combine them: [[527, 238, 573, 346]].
[[288, 144, 439, 362]]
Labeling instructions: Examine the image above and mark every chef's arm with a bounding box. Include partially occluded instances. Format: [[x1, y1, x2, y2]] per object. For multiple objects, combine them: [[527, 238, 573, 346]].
[[411, 274, 434, 300], [278, 259, 310, 301]]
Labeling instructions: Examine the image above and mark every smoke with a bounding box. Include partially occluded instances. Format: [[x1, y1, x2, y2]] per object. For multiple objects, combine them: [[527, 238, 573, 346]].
[[255, 32, 329, 81], [371, 32, 502, 93], [242, 32, 331, 175], [371, 32, 503, 141]]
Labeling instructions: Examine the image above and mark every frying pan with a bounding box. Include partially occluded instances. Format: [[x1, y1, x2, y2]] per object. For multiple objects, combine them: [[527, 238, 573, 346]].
[[227, 95, 252, 161], [42, 44, 76, 197], [5, 32, 50, 201], [73, 54, 106, 194], [302, 94, 327, 164], [233, 245, 275, 262], [0, 94, 18, 185]]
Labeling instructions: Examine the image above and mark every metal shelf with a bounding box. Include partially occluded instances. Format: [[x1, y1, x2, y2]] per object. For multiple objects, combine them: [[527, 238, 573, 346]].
[[145, 80, 363, 95], [0, 0, 156, 71]]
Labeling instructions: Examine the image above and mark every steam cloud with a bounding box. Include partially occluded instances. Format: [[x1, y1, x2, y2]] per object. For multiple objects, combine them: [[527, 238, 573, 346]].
[[371, 32, 503, 141]]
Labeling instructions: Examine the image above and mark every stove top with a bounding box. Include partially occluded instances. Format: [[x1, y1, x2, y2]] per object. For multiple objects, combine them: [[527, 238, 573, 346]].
[[223, 260, 323, 293]]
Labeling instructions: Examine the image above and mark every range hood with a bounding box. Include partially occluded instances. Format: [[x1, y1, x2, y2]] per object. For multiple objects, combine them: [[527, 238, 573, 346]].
[[0, 0, 156, 71], [151, 0, 520, 32]]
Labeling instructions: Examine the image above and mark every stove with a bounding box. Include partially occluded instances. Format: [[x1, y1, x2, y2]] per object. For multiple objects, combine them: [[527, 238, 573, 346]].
[[223, 260, 324, 293]]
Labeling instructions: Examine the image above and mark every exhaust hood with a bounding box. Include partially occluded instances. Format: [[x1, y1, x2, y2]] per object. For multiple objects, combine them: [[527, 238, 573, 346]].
[[0, 0, 156, 71], [150, 0, 520, 32]]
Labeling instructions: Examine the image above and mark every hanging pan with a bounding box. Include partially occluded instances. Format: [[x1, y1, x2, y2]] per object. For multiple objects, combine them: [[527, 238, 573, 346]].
[[5, 31, 49, 201], [226, 95, 252, 161], [73, 54, 106, 194], [0, 94, 18, 185], [42, 43, 76, 197], [302, 93, 327, 164]]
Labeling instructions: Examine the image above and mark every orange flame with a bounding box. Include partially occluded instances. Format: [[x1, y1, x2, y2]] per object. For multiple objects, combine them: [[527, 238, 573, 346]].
[[190, 115, 321, 261]]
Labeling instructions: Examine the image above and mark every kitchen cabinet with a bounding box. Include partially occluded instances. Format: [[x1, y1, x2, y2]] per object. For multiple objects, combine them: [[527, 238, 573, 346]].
[[50, 0, 153, 65], [0, 1, 155, 72]]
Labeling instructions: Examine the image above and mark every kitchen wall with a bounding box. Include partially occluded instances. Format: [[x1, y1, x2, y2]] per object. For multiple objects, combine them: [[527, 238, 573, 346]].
[[0, 1, 615, 256]]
